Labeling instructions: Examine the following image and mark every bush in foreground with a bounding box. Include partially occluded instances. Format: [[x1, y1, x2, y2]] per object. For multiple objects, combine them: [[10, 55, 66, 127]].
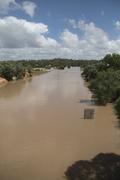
[[65, 153, 120, 180]]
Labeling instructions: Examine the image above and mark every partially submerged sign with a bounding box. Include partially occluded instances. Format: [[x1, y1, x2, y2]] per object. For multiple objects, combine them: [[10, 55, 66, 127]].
[[84, 109, 95, 119]]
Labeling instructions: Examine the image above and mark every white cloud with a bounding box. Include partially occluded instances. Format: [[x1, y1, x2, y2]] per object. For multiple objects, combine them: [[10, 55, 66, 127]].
[[0, 0, 18, 13], [0, 16, 60, 60], [60, 20, 111, 59], [65, 19, 120, 58], [78, 20, 109, 48], [0, 48, 61, 60], [60, 29, 79, 48], [0, 0, 37, 17], [68, 19, 77, 28], [22, 1, 37, 18], [0, 16, 60, 49], [1, 18, 120, 60], [115, 21, 120, 30]]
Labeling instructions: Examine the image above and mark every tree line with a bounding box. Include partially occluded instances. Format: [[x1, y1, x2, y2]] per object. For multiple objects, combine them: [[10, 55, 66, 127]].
[[0, 58, 96, 81], [81, 53, 120, 119]]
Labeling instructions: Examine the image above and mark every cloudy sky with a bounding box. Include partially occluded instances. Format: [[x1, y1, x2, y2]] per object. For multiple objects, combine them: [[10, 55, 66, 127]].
[[0, 0, 120, 60]]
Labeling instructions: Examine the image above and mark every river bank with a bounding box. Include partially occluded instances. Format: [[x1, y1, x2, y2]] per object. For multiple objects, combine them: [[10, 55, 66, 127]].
[[0, 69, 48, 88], [0, 77, 8, 87]]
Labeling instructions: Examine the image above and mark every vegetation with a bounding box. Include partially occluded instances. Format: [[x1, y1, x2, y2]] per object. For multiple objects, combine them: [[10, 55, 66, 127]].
[[81, 53, 120, 119], [0, 61, 32, 81], [65, 153, 120, 180], [0, 58, 96, 81]]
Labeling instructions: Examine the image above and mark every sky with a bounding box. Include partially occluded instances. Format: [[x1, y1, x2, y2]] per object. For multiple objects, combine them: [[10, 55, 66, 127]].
[[0, 0, 120, 60]]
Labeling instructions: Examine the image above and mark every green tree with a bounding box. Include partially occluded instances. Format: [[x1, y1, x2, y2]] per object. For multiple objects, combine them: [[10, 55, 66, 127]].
[[82, 65, 98, 81], [89, 70, 120, 105], [0, 64, 14, 81]]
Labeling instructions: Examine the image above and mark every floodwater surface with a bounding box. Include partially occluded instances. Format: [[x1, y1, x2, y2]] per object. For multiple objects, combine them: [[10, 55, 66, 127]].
[[0, 67, 120, 180]]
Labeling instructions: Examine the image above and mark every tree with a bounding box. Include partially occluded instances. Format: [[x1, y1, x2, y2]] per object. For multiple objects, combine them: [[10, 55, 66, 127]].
[[0, 64, 14, 81], [14, 64, 25, 80], [89, 70, 120, 105], [82, 65, 98, 81]]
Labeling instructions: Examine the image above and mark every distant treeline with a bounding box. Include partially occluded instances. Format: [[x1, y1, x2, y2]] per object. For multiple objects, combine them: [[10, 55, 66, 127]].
[[81, 53, 120, 119], [0, 58, 96, 81]]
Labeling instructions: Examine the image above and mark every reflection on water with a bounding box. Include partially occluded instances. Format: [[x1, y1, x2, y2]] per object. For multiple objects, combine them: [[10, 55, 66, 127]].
[[0, 80, 28, 99], [80, 99, 95, 105], [0, 67, 120, 180]]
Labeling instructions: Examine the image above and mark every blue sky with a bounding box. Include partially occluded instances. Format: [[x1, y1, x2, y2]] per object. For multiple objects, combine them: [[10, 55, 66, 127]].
[[0, 0, 120, 60], [14, 0, 120, 38]]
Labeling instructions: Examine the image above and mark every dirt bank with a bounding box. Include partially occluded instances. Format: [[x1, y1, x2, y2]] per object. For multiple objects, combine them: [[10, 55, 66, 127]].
[[0, 77, 8, 87]]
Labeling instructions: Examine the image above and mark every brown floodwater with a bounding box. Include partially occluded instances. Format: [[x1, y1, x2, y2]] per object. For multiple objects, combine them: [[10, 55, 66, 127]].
[[0, 67, 120, 180]]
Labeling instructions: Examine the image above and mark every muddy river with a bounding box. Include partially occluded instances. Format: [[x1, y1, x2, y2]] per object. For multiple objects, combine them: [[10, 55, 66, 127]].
[[0, 67, 120, 180]]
